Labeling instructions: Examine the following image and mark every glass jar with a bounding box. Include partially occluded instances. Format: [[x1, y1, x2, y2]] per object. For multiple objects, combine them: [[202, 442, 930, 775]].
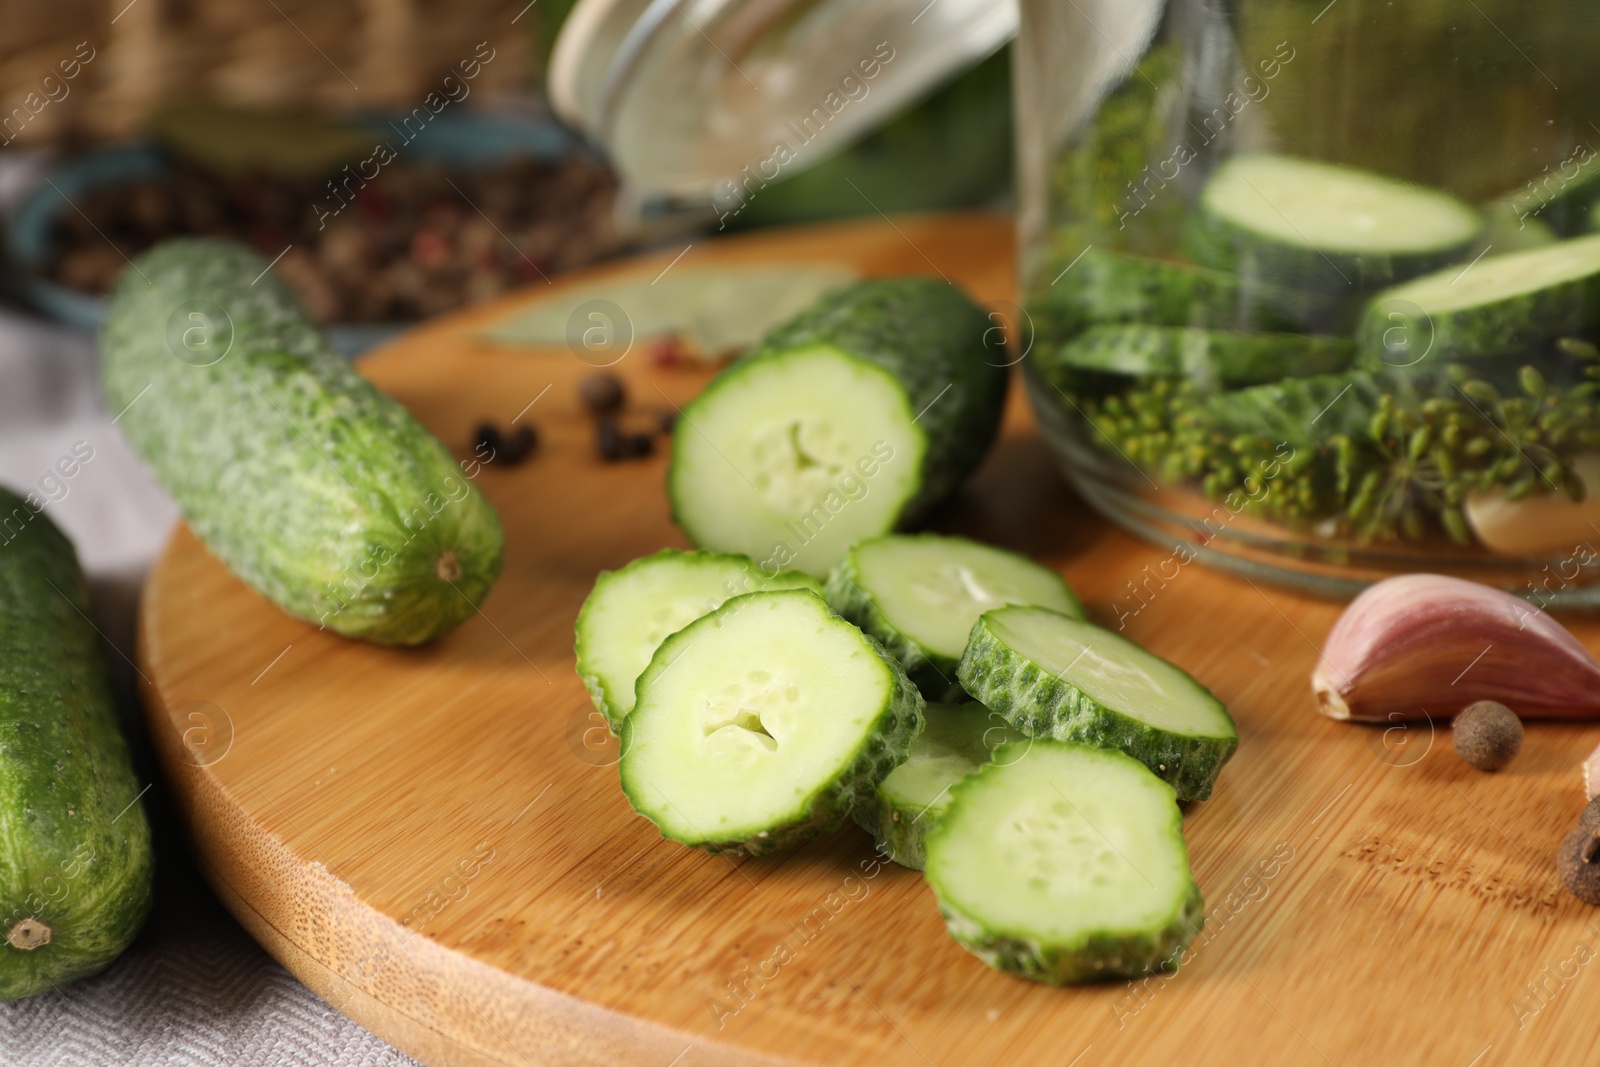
[[1015, 0, 1600, 605]]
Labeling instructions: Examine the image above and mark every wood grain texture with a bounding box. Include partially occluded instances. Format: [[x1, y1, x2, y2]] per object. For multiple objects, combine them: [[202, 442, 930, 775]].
[[139, 213, 1600, 1067]]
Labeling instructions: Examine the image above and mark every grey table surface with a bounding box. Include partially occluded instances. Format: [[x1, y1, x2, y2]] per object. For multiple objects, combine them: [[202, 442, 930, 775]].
[[0, 305, 423, 1067]]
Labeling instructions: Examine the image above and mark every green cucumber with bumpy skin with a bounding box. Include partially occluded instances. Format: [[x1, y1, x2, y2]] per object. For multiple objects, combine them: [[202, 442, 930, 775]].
[[1194, 155, 1482, 290], [957, 606, 1237, 800], [620, 589, 923, 856], [853, 701, 1025, 870], [101, 238, 503, 645], [0, 488, 153, 1001], [824, 534, 1083, 701], [668, 278, 1007, 578], [574, 549, 820, 731], [925, 739, 1204, 984], [1357, 234, 1600, 369], [1040, 324, 1353, 393]]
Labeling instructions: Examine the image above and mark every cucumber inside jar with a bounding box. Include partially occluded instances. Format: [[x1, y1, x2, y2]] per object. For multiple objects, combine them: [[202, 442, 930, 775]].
[[1026, 146, 1600, 553]]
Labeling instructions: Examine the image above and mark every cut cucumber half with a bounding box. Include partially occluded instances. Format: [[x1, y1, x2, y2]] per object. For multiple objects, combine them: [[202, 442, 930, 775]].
[[1196, 155, 1482, 289], [669, 278, 1008, 578], [925, 740, 1204, 984], [825, 534, 1084, 701], [620, 589, 923, 856], [854, 701, 1025, 871], [1039, 324, 1353, 393], [574, 549, 821, 731], [1357, 233, 1600, 368], [957, 606, 1237, 800]]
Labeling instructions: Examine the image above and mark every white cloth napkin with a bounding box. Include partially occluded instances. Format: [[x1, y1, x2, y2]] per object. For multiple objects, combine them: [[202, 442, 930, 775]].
[[0, 311, 418, 1067]]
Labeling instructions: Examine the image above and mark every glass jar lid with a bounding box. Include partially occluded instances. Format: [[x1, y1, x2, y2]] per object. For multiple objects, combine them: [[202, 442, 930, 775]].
[[549, 0, 1017, 208]]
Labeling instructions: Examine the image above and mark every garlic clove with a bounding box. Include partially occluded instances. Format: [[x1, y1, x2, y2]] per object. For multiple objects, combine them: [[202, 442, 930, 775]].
[[1464, 453, 1600, 557], [1311, 573, 1600, 722]]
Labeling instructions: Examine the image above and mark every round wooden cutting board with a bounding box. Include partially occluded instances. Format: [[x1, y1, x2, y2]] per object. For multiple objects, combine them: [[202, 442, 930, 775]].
[[141, 214, 1600, 1067]]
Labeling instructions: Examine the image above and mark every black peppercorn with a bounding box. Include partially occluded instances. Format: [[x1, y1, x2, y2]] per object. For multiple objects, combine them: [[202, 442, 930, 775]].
[[596, 417, 625, 461], [499, 424, 538, 464], [579, 372, 626, 415], [473, 421, 503, 456]]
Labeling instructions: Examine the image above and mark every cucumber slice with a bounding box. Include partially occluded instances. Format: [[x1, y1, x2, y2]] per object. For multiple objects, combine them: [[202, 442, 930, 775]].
[[1039, 324, 1353, 393], [669, 278, 1008, 578], [853, 701, 1025, 871], [574, 549, 821, 731], [1196, 155, 1482, 289], [825, 534, 1084, 701], [1028, 250, 1259, 338], [925, 739, 1204, 984], [620, 589, 923, 856], [957, 606, 1237, 800], [1357, 234, 1600, 368]]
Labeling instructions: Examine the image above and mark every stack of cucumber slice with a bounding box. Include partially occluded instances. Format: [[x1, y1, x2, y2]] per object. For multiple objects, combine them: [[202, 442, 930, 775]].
[[1031, 150, 1600, 547], [575, 532, 1230, 983], [571, 278, 1237, 984]]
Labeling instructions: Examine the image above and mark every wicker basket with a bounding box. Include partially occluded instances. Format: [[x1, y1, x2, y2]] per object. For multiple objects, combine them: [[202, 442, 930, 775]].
[[0, 0, 537, 144]]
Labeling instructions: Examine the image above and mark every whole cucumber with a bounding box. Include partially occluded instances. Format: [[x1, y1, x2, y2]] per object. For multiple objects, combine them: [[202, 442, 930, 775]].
[[0, 487, 153, 1000], [101, 239, 503, 645]]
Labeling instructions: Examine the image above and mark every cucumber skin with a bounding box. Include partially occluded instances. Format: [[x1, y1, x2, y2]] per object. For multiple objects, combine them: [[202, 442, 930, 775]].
[[928, 742, 1204, 984], [941, 868, 1204, 984], [0, 490, 153, 1001], [823, 534, 1085, 703], [1027, 250, 1280, 340], [1356, 267, 1600, 368], [956, 614, 1237, 801], [851, 702, 1017, 871], [619, 590, 925, 858], [101, 239, 503, 645], [703, 277, 1008, 520], [1040, 324, 1354, 391], [823, 540, 967, 703], [573, 549, 822, 732]]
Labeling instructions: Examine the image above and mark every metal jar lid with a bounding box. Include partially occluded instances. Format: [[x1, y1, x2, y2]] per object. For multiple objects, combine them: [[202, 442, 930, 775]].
[[549, 0, 1016, 210]]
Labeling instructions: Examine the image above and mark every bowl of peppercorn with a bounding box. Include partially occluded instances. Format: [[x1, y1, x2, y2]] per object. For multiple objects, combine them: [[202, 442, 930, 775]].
[[7, 107, 627, 355]]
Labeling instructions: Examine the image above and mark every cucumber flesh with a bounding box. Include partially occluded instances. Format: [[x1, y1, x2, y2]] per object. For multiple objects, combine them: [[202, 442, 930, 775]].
[[574, 549, 821, 731], [825, 534, 1083, 701], [958, 606, 1237, 800], [669, 345, 925, 578], [620, 589, 923, 856], [1197, 154, 1482, 288], [1041, 324, 1353, 392], [670, 278, 1008, 578], [1358, 234, 1600, 367], [925, 740, 1203, 984], [855, 701, 1026, 870], [1203, 154, 1483, 256]]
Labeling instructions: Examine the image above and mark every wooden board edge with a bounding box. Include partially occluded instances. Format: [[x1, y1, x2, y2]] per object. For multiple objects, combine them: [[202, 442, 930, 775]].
[[135, 530, 803, 1067]]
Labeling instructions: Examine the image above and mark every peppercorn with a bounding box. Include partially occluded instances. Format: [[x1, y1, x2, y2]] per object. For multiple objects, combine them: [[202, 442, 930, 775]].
[[473, 421, 503, 456], [596, 417, 624, 461], [1581, 796, 1600, 830], [1558, 827, 1600, 905], [579, 372, 625, 415], [1452, 700, 1523, 771], [499, 424, 538, 465]]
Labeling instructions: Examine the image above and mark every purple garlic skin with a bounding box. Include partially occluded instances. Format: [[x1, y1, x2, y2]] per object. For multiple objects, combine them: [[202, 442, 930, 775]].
[[1312, 573, 1600, 722]]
